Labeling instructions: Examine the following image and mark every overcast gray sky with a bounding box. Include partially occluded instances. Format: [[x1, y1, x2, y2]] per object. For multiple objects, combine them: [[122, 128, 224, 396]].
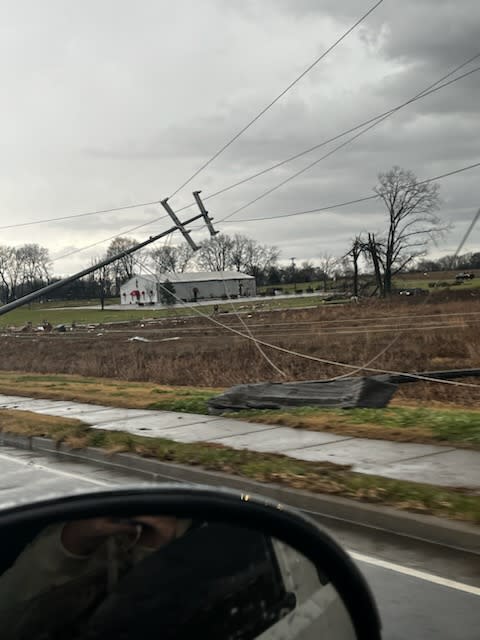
[[1, 0, 479, 274]]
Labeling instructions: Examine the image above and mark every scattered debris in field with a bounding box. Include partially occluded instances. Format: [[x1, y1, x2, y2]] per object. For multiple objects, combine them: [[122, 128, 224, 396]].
[[127, 335, 180, 343]]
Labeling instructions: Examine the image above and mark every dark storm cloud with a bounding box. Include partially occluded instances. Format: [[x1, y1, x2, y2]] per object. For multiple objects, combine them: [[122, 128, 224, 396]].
[[274, 0, 480, 78]]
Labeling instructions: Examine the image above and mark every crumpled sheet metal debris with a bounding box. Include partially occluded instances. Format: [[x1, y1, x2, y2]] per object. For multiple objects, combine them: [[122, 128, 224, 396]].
[[208, 377, 398, 413]]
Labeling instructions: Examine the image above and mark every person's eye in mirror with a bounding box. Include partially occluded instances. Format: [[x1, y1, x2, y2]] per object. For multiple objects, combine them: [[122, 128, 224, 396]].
[[60, 515, 190, 555]]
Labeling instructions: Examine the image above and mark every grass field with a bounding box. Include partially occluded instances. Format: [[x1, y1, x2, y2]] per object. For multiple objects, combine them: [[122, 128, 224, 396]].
[[2, 408, 478, 523], [0, 307, 159, 327], [0, 372, 479, 449], [0, 372, 221, 413], [228, 405, 480, 449], [29, 299, 118, 309], [395, 269, 480, 290], [258, 280, 331, 293], [394, 278, 480, 291], [257, 271, 480, 294], [0, 295, 329, 328]]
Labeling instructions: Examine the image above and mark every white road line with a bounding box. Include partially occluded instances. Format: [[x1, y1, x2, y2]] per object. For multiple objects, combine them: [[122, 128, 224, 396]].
[[0, 451, 112, 487], [350, 550, 480, 596]]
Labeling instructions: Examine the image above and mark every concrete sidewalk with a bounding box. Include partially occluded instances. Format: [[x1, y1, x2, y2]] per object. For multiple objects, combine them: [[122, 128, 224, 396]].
[[1, 394, 478, 489]]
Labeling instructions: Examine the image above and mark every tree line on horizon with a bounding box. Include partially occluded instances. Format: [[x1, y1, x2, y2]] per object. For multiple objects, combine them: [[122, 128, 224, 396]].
[[2, 166, 473, 305]]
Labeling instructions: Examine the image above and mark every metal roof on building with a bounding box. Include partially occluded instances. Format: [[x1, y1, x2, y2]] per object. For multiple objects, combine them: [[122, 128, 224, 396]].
[[155, 270, 254, 283]]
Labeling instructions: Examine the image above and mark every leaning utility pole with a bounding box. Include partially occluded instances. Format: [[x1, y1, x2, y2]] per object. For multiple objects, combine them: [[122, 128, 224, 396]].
[[0, 196, 218, 317], [290, 257, 297, 291]]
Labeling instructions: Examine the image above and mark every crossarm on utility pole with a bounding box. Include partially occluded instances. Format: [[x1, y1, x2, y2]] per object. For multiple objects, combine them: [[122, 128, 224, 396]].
[[192, 191, 219, 237], [160, 198, 199, 250]]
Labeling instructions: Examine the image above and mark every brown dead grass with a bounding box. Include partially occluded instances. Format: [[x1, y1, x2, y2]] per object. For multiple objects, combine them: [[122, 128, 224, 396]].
[[393, 380, 480, 409], [1, 298, 480, 406], [0, 373, 221, 412], [0, 410, 85, 438]]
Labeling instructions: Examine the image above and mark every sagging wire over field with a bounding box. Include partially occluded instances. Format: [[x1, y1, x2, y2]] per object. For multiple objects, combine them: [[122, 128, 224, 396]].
[[2, 182, 480, 395], [132, 253, 480, 393]]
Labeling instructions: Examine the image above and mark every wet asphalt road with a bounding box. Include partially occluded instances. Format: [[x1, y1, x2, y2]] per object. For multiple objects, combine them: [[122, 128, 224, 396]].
[[0, 446, 478, 639]]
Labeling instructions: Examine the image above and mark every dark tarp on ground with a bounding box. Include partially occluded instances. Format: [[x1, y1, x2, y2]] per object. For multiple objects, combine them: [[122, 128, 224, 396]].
[[208, 377, 398, 413], [208, 368, 480, 413]]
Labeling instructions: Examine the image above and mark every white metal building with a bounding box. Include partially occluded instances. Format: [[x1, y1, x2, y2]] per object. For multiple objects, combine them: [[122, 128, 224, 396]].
[[120, 271, 256, 305], [120, 275, 159, 305]]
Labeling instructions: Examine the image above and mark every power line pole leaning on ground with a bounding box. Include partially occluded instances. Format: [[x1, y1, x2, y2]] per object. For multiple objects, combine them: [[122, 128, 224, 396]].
[[0, 204, 218, 317]]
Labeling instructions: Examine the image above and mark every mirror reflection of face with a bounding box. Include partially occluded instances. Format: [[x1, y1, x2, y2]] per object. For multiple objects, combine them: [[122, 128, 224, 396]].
[[0, 515, 356, 640], [60, 515, 192, 555]]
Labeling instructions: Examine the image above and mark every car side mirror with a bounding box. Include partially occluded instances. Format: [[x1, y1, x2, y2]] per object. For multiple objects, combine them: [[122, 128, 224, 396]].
[[0, 485, 381, 639]]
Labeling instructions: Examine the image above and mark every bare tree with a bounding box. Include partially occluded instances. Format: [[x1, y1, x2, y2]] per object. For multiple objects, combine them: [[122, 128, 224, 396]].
[[150, 245, 179, 273], [364, 233, 384, 296], [435, 254, 461, 271], [197, 234, 234, 271], [244, 242, 280, 281], [196, 233, 279, 283], [90, 257, 111, 311], [372, 166, 444, 296], [416, 251, 480, 272], [0, 243, 51, 303], [106, 237, 139, 294], [0, 246, 18, 303], [230, 234, 251, 272], [176, 244, 195, 272], [318, 253, 337, 292], [17, 244, 51, 287], [227, 233, 280, 280], [416, 258, 440, 272], [150, 244, 194, 274], [345, 238, 362, 297]]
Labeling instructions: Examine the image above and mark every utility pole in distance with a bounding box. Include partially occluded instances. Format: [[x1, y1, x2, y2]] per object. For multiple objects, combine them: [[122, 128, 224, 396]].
[[290, 257, 297, 292]]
